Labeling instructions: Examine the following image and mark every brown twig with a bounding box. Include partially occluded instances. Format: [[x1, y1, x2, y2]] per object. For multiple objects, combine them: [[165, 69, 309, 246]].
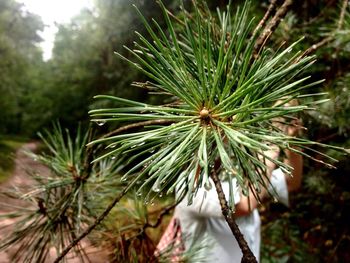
[[210, 168, 257, 263], [117, 202, 178, 252], [300, 36, 333, 58], [337, 0, 348, 30], [299, 0, 348, 59], [166, 9, 186, 27], [252, 0, 278, 37], [123, 202, 179, 243], [144, 202, 177, 229], [254, 0, 293, 57], [53, 185, 130, 263]]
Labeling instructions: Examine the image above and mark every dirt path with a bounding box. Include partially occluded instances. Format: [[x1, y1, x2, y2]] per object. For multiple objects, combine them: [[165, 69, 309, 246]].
[[0, 142, 109, 263]]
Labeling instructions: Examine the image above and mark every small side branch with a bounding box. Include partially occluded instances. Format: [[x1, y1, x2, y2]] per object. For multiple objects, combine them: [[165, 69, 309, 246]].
[[144, 202, 177, 229], [254, 0, 293, 56], [210, 169, 257, 263], [252, 0, 278, 36], [337, 0, 348, 30], [129, 202, 178, 241], [301, 37, 333, 58], [53, 186, 130, 263], [299, 0, 348, 58]]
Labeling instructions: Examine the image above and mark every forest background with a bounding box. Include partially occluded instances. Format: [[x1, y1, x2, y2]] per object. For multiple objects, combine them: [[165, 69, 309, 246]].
[[0, 0, 350, 262]]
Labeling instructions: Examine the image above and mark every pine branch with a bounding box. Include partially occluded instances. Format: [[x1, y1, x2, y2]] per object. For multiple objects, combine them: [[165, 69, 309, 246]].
[[53, 185, 130, 263], [210, 168, 257, 263], [54, 120, 175, 262], [254, 0, 293, 56], [300, 36, 333, 58], [299, 0, 348, 58], [337, 0, 348, 30], [252, 0, 278, 37]]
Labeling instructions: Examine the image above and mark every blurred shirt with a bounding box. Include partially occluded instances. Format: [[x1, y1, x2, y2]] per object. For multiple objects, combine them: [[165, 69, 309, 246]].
[[174, 168, 288, 263]]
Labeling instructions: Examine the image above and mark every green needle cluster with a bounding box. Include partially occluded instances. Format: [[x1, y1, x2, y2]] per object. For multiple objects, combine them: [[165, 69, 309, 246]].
[[89, 1, 344, 208]]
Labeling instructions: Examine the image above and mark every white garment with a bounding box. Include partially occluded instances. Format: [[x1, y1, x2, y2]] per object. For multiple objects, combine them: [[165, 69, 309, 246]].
[[174, 168, 288, 263]]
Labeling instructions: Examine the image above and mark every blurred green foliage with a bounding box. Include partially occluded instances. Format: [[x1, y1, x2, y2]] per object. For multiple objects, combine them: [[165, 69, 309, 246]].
[[0, 0, 44, 134], [0, 137, 25, 182], [256, 0, 350, 261], [0, 0, 176, 135]]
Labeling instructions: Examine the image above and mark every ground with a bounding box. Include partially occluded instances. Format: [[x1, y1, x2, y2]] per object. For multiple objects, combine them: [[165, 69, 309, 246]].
[[0, 142, 109, 263]]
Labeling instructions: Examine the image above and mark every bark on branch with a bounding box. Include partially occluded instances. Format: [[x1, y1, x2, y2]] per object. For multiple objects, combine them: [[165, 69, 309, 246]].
[[253, 0, 278, 37], [254, 0, 293, 56], [53, 186, 129, 263], [299, 0, 348, 59], [210, 168, 257, 263]]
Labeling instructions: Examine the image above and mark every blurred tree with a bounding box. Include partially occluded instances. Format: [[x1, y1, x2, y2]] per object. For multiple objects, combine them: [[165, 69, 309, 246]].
[[0, 0, 44, 134], [47, 0, 176, 131], [1, 0, 177, 135]]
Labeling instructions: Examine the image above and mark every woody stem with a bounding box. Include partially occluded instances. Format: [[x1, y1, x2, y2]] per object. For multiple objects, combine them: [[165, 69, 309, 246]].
[[210, 168, 257, 263]]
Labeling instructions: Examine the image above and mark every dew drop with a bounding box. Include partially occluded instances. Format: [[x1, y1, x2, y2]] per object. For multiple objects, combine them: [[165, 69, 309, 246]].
[[152, 181, 161, 192], [204, 182, 212, 191], [153, 187, 160, 193], [96, 120, 106, 126]]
